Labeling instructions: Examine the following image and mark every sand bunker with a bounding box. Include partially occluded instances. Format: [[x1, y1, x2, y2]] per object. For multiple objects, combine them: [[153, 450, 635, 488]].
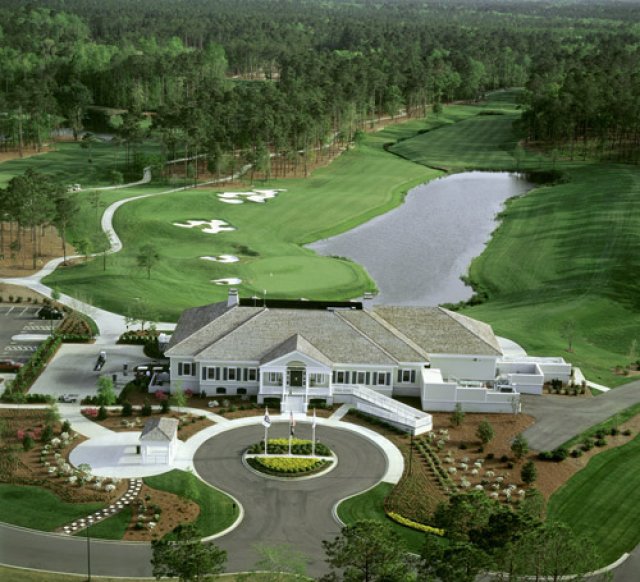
[[212, 278, 243, 285], [217, 189, 286, 204], [173, 219, 235, 234], [200, 255, 240, 263]]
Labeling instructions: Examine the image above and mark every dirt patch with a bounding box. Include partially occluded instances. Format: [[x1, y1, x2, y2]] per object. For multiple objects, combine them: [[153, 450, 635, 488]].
[[0, 408, 127, 504], [0, 284, 50, 303], [122, 483, 199, 541], [0, 222, 75, 278], [0, 147, 53, 163], [82, 410, 214, 442]]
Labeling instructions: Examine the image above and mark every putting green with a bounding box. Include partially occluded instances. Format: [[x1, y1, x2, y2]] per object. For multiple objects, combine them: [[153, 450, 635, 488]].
[[242, 255, 365, 298]]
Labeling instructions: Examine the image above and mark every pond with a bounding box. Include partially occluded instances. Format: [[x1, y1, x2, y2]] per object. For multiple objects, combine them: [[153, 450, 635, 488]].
[[308, 171, 533, 306]]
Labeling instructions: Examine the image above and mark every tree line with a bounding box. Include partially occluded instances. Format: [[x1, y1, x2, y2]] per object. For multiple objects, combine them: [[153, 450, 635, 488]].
[[2, 0, 638, 173]]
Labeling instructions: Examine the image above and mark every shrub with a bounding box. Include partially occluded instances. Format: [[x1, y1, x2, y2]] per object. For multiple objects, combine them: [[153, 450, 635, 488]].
[[141, 401, 152, 416], [551, 447, 569, 462], [570, 449, 583, 458], [121, 401, 133, 417], [538, 451, 554, 461], [486, 453, 495, 460], [40, 424, 53, 443], [160, 399, 170, 414], [623, 429, 632, 436], [97, 406, 108, 421], [459, 443, 468, 450], [500, 454, 509, 463], [610, 427, 620, 436], [61, 420, 71, 433], [581, 438, 594, 451], [250, 456, 325, 474], [595, 438, 607, 447], [23, 434, 35, 451]]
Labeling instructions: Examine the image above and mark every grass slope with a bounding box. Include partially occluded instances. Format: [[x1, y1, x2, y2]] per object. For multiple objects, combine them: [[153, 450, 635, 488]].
[[45, 123, 438, 321], [74, 506, 132, 540], [337, 482, 426, 553], [463, 164, 640, 386], [0, 484, 103, 531], [547, 433, 640, 565], [143, 469, 238, 537], [389, 90, 640, 386]]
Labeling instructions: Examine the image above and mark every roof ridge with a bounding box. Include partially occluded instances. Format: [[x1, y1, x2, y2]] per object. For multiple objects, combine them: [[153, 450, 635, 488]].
[[437, 307, 501, 355], [192, 307, 268, 358], [367, 309, 431, 361], [294, 332, 333, 362], [333, 310, 401, 364]]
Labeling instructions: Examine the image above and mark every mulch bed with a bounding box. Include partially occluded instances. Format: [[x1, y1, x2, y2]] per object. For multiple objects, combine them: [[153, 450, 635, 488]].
[[122, 483, 199, 541], [0, 408, 127, 504]]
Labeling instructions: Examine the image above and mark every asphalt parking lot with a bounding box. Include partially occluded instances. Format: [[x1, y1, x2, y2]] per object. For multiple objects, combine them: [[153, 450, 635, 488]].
[[30, 343, 152, 399], [0, 303, 60, 364]]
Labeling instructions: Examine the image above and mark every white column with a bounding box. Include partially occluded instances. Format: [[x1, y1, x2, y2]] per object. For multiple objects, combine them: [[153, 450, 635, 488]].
[[305, 369, 309, 404], [282, 369, 286, 396]]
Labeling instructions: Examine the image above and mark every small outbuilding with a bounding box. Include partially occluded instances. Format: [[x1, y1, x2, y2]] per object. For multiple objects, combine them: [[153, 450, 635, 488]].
[[139, 417, 179, 465]]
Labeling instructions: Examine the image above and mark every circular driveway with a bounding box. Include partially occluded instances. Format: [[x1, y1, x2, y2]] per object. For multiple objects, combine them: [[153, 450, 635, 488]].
[[194, 421, 387, 576]]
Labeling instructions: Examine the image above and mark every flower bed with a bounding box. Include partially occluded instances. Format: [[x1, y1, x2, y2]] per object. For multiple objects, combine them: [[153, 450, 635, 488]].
[[247, 456, 330, 477]]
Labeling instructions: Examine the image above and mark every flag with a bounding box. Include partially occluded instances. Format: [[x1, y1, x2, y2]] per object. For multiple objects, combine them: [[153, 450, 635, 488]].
[[290, 411, 296, 436], [312, 408, 317, 428], [262, 408, 271, 428]]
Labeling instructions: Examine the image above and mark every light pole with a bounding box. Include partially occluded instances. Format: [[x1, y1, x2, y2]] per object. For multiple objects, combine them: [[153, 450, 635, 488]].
[[86, 522, 92, 581]]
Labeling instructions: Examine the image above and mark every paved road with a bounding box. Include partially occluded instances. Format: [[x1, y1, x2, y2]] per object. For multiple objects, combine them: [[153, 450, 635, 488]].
[[0, 423, 387, 578], [521, 380, 640, 450], [194, 422, 387, 577]]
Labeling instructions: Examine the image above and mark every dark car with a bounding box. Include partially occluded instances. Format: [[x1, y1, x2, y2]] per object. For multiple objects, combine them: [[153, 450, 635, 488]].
[[37, 306, 64, 320], [0, 359, 23, 373]]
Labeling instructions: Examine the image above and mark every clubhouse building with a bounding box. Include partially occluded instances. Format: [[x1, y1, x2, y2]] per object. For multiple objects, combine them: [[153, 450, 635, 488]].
[[161, 290, 571, 434]]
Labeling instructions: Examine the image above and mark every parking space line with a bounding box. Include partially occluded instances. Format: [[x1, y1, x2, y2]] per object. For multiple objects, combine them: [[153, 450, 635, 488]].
[[5, 306, 15, 315]]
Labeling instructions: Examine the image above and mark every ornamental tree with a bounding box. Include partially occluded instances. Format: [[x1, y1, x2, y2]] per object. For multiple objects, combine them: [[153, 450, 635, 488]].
[[476, 420, 494, 447], [511, 433, 529, 460], [151, 523, 226, 581], [321, 520, 412, 581]]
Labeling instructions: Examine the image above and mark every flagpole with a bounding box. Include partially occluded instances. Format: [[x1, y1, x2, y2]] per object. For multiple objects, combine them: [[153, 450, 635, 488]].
[[262, 407, 270, 456], [312, 408, 317, 458]]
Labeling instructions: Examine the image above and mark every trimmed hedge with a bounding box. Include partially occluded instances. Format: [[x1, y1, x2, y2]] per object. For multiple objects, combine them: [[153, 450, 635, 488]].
[[386, 511, 445, 537], [1, 336, 62, 397], [248, 438, 331, 456], [247, 456, 329, 476]]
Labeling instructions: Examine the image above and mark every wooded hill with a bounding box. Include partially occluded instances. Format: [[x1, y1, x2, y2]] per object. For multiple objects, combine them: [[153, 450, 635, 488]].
[[0, 0, 639, 169]]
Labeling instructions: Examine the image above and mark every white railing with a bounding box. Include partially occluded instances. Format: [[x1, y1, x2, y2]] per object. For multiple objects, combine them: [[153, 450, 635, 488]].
[[338, 384, 432, 434]]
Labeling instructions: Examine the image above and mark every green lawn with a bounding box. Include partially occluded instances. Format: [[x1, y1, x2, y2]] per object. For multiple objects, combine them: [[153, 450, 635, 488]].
[[74, 506, 132, 540], [547, 433, 640, 565], [337, 482, 427, 553], [462, 163, 640, 386], [0, 140, 161, 188], [45, 122, 438, 321], [0, 484, 104, 531], [144, 469, 239, 537]]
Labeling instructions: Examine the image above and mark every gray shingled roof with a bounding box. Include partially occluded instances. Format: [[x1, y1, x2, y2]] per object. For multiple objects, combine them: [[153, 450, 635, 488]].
[[372, 306, 502, 356], [140, 417, 179, 441], [195, 308, 398, 365], [168, 302, 502, 365], [260, 334, 333, 366], [166, 302, 231, 349]]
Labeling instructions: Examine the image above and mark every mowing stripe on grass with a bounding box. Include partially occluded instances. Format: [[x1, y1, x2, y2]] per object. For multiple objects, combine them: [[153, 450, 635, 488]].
[[547, 432, 640, 566]]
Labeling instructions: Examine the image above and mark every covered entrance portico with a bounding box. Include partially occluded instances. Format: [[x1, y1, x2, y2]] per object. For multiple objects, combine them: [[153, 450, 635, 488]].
[[257, 334, 333, 412]]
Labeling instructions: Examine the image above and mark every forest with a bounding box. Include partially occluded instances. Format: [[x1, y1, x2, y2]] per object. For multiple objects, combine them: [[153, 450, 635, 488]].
[[1, 0, 639, 177]]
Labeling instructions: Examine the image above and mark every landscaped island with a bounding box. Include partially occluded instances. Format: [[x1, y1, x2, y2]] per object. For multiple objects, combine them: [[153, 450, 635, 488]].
[[245, 438, 334, 477]]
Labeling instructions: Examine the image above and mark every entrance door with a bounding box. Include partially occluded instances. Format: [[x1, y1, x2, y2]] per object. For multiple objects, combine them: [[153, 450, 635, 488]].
[[289, 370, 304, 387]]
